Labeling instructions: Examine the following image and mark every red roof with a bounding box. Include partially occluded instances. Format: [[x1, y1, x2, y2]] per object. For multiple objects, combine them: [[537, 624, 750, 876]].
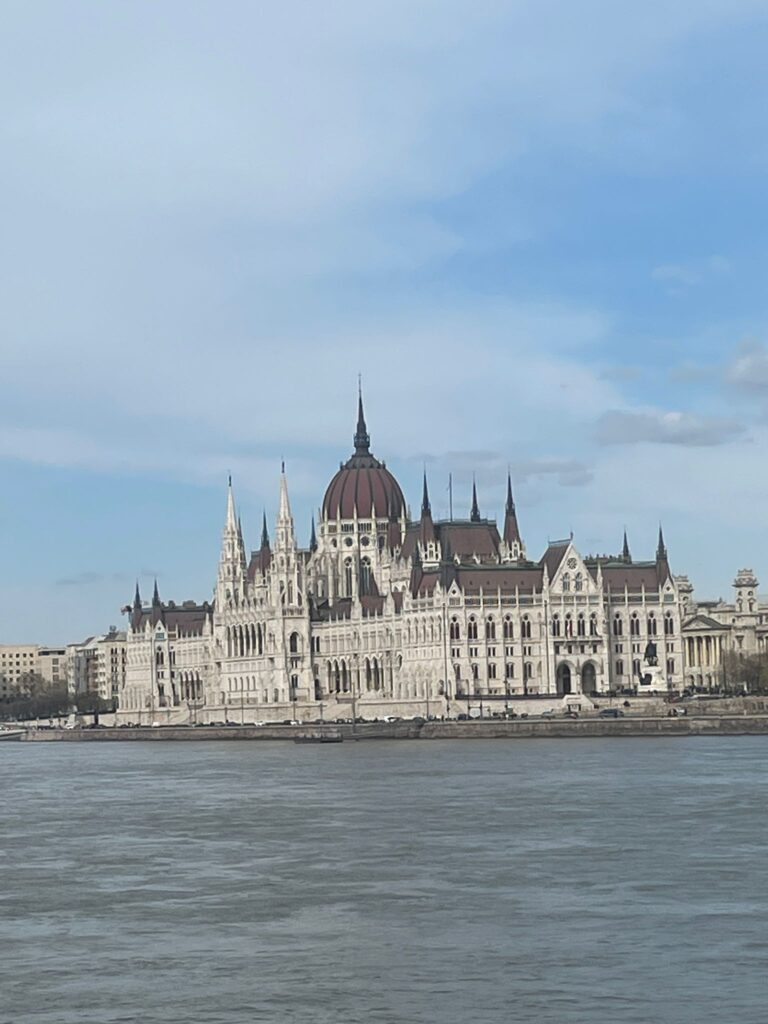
[[322, 455, 405, 521]]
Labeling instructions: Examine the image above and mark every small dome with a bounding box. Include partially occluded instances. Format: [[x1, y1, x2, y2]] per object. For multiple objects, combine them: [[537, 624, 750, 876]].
[[322, 394, 405, 521]]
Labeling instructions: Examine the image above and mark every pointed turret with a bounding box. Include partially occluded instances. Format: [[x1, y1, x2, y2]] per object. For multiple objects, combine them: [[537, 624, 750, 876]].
[[275, 463, 296, 552], [419, 470, 437, 555], [622, 528, 631, 563], [309, 516, 317, 553], [216, 477, 247, 603], [133, 581, 141, 611], [656, 524, 667, 561], [353, 380, 371, 455], [152, 579, 160, 606], [470, 478, 481, 523], [261, 510, 270, 550], [502, 472, 522, 550], [656, 523, 670, 582]]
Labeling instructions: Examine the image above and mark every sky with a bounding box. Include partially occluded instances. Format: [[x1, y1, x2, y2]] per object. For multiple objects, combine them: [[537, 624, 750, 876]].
[[2, 0, 768, 644]]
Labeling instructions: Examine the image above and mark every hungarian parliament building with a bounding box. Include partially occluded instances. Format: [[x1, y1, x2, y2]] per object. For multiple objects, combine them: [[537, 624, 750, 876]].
[[117, 395, 766, 722]]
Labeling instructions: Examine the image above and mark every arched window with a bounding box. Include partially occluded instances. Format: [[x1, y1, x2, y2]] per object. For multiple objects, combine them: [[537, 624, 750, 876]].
[[613, 615, 623, 636], [486, 618, 496, 641], [360, 557, 372, 596], [524, 662, 533, 681], [471, 663, 479, 681], [562, 573, 570, 592], [589, 614, 598, 637], [552, 615, 561, 637], [630, 613, 640, 637], [344, 558, 353, 597], [564, 614, 573, 638], [468, 617, 478, 641], [289, 632, 299, 654], [450, 618, 460, 642], [521, 616, 531, 639], [574, 573, 583, 592], [632, 658, 640, 676], [647, 613, 657, 636], [664, 613, 674, 636], [616, 659, 624, 676], [577, 614, 585, 637], [503, 616, 513, 640]]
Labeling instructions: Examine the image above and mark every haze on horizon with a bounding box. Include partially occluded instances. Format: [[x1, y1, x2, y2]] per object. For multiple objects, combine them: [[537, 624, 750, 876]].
[[2, 0, 768, 645]]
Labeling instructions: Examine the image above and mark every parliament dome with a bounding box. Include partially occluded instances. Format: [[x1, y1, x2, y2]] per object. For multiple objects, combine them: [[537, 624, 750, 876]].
[[322, 396, 405, 522]]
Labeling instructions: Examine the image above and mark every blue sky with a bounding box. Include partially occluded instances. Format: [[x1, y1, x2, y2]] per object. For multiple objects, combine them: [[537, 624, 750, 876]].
[[3, 0, 768, 643]]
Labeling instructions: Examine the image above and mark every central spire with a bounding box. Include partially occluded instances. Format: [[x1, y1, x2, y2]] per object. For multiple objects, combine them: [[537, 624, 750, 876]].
[[353, 379, 371, 455], [470, 478, 481, 522]]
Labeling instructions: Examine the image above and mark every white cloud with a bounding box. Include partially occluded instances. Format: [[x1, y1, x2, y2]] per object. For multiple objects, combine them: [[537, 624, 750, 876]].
[[595, 408, 746, 447]]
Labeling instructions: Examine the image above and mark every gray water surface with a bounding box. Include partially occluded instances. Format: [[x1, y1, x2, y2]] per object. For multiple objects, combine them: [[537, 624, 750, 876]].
[[1, 738, 766, 1023]]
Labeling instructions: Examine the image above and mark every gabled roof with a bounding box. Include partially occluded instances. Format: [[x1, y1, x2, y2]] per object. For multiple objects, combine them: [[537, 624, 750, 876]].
[[540, 541, 570, 579], [683, 613, 730, 632]]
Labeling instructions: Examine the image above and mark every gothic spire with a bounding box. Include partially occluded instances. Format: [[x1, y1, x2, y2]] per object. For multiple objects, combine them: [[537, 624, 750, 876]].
[[470, 478, 481, 522], [309, 516, 317, 552], [421, 469, 431, 516], [622, 528, 631, 562], [502, 472, 522, 549], [133, 580, 141, 610], [261, 510, 270, 549], [152, 578, 160, 606], [353, 379, 371, 455], [225, 475, 237, 532], [657, 523, 667, 561], [278, 463, 292, 522]]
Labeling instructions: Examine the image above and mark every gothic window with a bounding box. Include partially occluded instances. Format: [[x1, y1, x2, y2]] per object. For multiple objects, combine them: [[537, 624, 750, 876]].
[[577, 614, 586, 638], [613, 615, 623, 636], [630, 614, 640, 637], [289, 632, 300, 655], [562, 573, 570, 592], [647, 613, 657, 636], [564, 615, 573, 638], [616, 659, 624, 676], [503, 616, 513, 640], [552, 615, 561, 637], [488, 663, 497, 680], [450, 618, 460, 642], [524, 662, 533, 681], [632, 658, 640, 676], [468, 618, 478, 641], [486, 618, 496, 641], [574, 573, 583, 592], [666, 658, 675, 675], [505, 663, 514, 680], [589, 614, 598, 637], [360, 557, 372, 596], [521, 616, 531, 639], [664, 613, 674, 636], [471, 663, 479, 681], [344, 558, 353, 597]]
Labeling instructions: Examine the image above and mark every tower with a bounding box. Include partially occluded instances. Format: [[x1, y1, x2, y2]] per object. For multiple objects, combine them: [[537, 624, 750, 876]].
[[215, 477, 247, 606]]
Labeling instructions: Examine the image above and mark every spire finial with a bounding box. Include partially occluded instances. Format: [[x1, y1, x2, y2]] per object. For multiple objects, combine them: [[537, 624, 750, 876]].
[[354, 380, 370, 454], [422, 468, 431, 516], [470, 477, 481, 522], [506, 469, 515, 513], [261, 510, 270, 549], [622, 527, 631, 562], [152, 578, 160, 606], [133, 580, 141, 609]]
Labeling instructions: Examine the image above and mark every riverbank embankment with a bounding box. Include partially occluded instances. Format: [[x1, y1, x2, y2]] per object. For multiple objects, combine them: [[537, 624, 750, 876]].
[[18, 714, 768, 742]]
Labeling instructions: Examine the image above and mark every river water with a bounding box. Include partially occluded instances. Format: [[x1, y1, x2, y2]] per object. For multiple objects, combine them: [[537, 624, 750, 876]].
[[1, 737, 766, 1023]]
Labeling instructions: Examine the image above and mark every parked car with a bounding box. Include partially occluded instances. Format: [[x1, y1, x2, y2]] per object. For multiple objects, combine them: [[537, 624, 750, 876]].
[[540, 709, 556, 718], [598, 708, 624, 718], [563, 710, 579, 719]]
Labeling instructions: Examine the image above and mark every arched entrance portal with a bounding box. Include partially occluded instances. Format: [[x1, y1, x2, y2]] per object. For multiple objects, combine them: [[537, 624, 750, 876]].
[[582, 662, 597, 695], [556, 663, 572, 696]]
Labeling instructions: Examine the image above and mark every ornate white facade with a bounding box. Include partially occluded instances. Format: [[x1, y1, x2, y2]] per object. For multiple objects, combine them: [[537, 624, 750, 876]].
[[118, 396, 688, 723]]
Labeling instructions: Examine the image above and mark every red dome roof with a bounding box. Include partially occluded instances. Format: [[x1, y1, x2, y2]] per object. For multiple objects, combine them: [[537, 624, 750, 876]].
[[322, 394, 405, 521], [323, 457, 405, 521]]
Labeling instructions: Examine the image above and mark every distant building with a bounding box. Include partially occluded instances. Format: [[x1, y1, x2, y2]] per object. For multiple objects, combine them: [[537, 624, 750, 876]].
[[67, 630, 127, 703], [117, 393, 689, 723], [0, 645, 40, 699], [681, 570, 768, 689]]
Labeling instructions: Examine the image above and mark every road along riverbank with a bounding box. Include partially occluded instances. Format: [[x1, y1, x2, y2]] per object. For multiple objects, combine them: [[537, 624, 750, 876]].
[[18, 714, 768, 742]]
